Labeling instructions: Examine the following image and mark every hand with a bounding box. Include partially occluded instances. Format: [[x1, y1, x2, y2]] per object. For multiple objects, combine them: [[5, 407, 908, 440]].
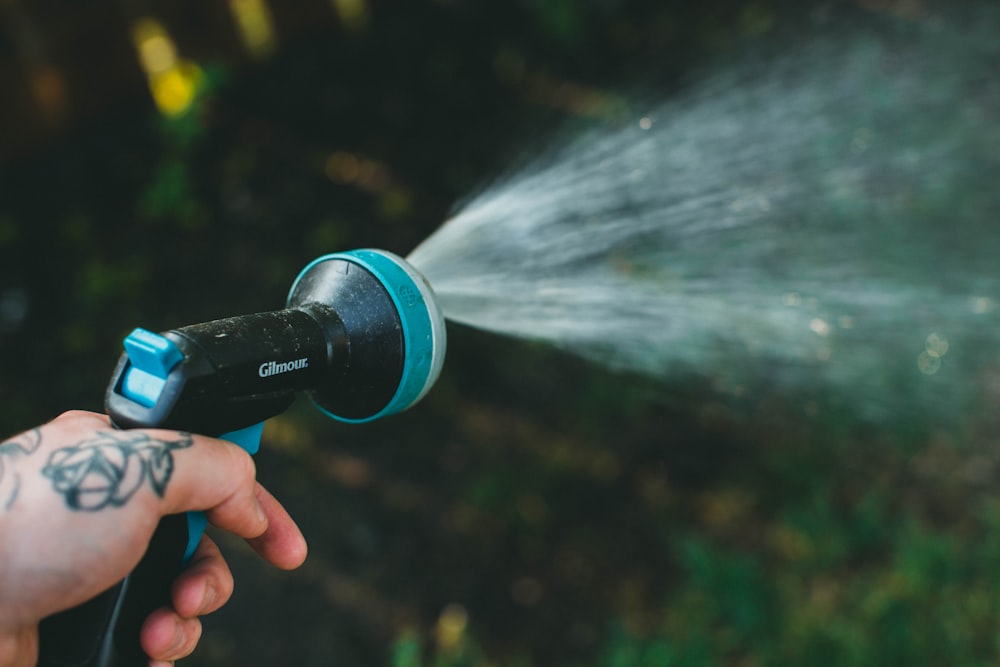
[[0, 411, 308, 667]]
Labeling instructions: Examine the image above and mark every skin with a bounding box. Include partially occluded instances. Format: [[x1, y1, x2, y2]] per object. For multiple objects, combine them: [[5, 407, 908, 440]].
[[0, 411, 308, 667]]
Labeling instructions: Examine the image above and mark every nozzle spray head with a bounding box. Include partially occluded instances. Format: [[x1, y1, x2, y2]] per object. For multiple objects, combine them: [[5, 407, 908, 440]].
[[287, 249, 447, 422], [106, 248, 446, 433]]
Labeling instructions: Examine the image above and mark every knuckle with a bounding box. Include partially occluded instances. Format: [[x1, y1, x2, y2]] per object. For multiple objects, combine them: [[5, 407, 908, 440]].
[[53, 409, 98, 423], [229, 445, 258, 485]]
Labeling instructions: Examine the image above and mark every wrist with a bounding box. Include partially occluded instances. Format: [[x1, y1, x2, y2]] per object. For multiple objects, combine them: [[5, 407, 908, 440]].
[[0, 627, 37, 667]]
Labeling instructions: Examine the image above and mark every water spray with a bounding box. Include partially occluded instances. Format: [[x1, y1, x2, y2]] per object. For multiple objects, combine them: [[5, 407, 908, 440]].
[[37, 249, 446, 667], [407, 12, 1000, 423]]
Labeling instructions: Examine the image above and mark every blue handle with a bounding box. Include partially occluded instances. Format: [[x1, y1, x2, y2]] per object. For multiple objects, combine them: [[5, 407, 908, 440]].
[[182, 421, 266, 562]]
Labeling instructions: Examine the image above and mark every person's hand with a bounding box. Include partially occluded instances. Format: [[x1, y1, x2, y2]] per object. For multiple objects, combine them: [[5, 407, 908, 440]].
[[0, 411, 308, 667]]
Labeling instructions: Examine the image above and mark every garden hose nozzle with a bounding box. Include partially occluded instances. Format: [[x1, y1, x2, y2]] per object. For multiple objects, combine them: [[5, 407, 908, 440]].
[[37, 248, 446, 667]]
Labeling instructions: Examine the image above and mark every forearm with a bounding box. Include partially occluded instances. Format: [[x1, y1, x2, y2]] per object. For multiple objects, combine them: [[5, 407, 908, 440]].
[[0, 627, 37, 667]]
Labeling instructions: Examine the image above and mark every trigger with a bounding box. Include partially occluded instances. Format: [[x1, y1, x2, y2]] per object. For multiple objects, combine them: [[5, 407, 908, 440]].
[[220, 422, 266, 455], [182, 422, 266, 564]]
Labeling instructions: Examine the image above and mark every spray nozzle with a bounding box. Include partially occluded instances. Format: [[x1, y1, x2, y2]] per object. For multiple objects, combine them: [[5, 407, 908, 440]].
[[287, 249, 447, 423], [106, 248, 446, 432]]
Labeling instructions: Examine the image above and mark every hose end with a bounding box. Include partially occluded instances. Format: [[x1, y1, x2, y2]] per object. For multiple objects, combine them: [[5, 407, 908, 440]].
[[288, 248, 446, 422]]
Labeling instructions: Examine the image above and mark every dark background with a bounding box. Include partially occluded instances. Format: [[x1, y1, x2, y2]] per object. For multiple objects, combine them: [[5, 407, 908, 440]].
[[3, 1, 1000, 665]]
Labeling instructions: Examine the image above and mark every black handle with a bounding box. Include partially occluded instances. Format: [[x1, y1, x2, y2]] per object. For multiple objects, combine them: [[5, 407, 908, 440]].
[[106, 308, 335, 434]]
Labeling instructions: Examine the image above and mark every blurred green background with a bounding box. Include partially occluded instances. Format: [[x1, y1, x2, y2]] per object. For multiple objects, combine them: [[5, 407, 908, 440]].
[[3, 1, 1000, 665]]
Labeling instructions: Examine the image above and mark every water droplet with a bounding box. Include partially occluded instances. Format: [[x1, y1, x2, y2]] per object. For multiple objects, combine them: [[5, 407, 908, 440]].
[[918, 351, 941, 375], [850, 127, 871, 154], [972, 297, 994, 314], [810, 318, 831, 336], [783, 292, 802, 307], [925, 332, 949, 358]]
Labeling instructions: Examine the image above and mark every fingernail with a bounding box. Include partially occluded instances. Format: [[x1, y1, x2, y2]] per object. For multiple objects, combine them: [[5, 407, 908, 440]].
[[256, 499, 268, 526], [168, 621, 186, 653], [200, 584, 217, 615]]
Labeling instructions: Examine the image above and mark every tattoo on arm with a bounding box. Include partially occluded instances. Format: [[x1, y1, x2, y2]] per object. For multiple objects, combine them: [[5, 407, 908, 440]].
[[0, 429, 41, 511], [42, 431, 194, 511]]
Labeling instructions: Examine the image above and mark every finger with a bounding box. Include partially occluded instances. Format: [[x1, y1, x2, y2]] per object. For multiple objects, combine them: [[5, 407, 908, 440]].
[[156, 435, 307, 567], [48, 419, 269, 542], [140, 607, 202, 662], [157, 434, 270, 540], [45, 416, 270, 543], [245, 483, 308, 570], [171, 535, 234, 618]]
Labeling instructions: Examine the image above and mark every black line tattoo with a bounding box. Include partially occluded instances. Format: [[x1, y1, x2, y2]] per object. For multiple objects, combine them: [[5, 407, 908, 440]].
[[0, 428, 41, 511], [42, 431, 193, 511]]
